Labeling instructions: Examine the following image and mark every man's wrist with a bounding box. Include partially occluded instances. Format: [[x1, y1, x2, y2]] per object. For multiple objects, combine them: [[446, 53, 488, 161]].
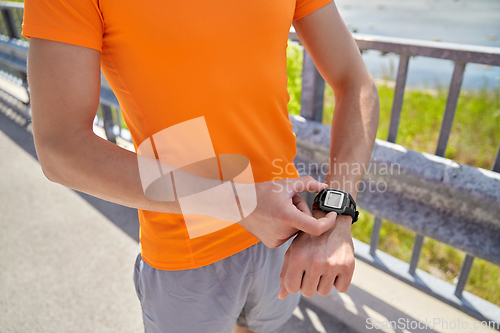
[[336, 214, 353, 230], [310, 209, 352, 236]]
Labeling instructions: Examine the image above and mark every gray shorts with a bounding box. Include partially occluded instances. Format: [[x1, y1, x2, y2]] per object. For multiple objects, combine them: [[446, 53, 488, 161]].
[[133, 238, 300, 333]]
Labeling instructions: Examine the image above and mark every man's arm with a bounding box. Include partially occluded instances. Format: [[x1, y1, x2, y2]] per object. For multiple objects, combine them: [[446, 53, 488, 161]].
[[28, 38, 173, 212], [279, 1, 379, 298], [28, 37, 337, 248]]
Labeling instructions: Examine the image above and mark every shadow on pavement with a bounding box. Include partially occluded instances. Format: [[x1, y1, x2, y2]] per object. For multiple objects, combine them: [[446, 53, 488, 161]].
[[0, 105, 140, 242], [277, 298, 357, 333]]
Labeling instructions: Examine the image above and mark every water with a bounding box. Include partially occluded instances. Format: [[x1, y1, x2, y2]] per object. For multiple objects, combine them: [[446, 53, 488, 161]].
[[333, 0, 500, 89]]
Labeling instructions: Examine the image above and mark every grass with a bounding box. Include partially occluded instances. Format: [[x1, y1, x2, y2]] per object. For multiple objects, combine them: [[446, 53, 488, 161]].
[[286, 42, 500, 306], [372, 84, 500, 169]]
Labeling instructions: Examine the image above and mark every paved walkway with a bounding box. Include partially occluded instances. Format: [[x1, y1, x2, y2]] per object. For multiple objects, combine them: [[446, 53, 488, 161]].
[[0, 108, 143, 332]]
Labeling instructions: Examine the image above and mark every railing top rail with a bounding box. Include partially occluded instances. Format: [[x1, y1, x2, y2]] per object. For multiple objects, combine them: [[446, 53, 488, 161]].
[[1, 0, 499, 66], [1, 0, 499, 67], [289, 32, 500, 66], [0, 1, 24, 10]]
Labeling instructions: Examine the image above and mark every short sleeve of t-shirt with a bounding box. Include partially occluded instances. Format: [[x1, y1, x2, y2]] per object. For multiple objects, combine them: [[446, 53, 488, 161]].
[[21, 0, 104, 52], [293, 0, 333, 21]]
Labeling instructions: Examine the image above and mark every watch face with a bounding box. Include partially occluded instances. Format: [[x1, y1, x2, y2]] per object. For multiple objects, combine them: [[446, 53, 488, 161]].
[[324, 191, 344, 209]]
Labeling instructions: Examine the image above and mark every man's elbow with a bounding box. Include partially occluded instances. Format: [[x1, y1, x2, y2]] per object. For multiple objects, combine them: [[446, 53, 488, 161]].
[[343, 75, 380, 133], [367, 78, 380, 113], [370, 79, 380, 109], [344, 74, 380, 113], [364, 77, 380, 130], [332, 70, 377, 97], [360, 74, 378, 99], [40, 162, 62, 184], [35, 137, 71, 185]]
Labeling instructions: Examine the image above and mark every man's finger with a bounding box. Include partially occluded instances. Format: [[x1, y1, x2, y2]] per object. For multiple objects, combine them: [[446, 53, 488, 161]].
[[279, 248, 291, 299], [314, 211, 338, 234], [300, 270, 321, 298], [317, 273, 336, 296], [334, 272, 353, 293], [288, 210, 337, 236], [312, 208, 327, 219], [279, 250, 290, 283], [292, 194, 312, 216], [289, 176, 327, 196], [284, 269, 304, 296]]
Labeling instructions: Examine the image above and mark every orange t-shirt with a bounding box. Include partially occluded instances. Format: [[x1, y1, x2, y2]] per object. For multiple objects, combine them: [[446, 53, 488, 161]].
[[22, 0, 332, 270]]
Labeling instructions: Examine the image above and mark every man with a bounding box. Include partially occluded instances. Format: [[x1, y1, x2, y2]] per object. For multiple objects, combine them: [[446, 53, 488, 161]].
[[22, 0, 379, 331]]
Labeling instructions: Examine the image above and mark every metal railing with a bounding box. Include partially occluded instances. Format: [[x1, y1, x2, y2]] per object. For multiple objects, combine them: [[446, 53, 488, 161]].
[[0, 1, 498, 328], [289, 31, 500, 324]]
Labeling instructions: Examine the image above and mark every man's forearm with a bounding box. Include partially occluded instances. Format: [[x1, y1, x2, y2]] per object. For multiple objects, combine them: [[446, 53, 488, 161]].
[[37, 130, 182, 214], [37, 129, 339, 247], [325, 80, 379, 201], [291, 1, 379, 203], [280, 2, 377, 298]]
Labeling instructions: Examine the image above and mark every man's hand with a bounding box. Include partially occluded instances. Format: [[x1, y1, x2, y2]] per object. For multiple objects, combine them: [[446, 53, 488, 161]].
[[278, 0, 378, 299], [239, 176, 337, 248], [278, 211, 355, 298]]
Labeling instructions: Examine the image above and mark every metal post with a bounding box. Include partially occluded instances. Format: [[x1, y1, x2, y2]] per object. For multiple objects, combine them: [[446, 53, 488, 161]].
[[101, 104, 116, 143], [409, 234, 425, 275], [1, 8, 19, 39], [21, 71, 30, 105], [369, 216, 382, 256], [387, 54, 409, 143], [113, 107, 122, 137], [435, 62, 466, 157], [493, 144, 500, 173], [300, 49, 325, 122], [1, 7, 28, 103], [454, 254, 475, 298]]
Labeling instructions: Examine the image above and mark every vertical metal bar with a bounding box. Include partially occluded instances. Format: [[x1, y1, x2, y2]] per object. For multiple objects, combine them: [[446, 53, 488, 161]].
[[101, 104, 116, 144], [300, 49, 325, 122], [454, 254, 475, 298], [113, 107, 122, 137], [1, 8, 19, 39], [21, 71, 30, 105], [303, 167, 320, 209], [435, 62, 466, 157], [387, 54, 409, 143], [409, 234, 425, 275], [1, 7, 27, 98], [492, 144, 500, 173], [369, 216, 382, 256]]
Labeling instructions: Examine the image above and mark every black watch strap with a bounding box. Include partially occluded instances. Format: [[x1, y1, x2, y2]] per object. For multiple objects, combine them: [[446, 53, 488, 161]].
[[343, 204, 359, 223]]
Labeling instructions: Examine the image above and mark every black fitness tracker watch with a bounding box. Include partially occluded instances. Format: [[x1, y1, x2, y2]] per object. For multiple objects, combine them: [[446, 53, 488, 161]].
[[312, 188, 359, 224]]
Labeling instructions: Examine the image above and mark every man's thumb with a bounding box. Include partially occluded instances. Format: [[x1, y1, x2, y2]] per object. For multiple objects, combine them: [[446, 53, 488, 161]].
[[290, 211, 337, 236]]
